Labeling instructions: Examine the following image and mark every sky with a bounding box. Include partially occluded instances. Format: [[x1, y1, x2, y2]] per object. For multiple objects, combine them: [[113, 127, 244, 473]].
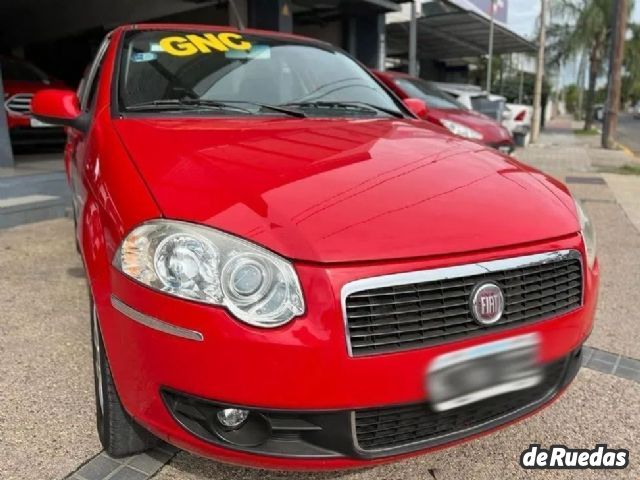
[[506, 0, 640, 86], [507, 0, 640, 38]]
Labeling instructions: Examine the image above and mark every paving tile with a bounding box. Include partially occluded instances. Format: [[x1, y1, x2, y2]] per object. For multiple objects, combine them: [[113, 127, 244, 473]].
[[618, 356, 640, 372], [581, 346, 594, 366], [126, 450, 170, 475], [585, 357, 615, 374], [107, 466, 149, 480], [565, 176, 606, 184], [590, 348, 618, 364], [614, 365, 640, 382], [75, 455, 121, 480]]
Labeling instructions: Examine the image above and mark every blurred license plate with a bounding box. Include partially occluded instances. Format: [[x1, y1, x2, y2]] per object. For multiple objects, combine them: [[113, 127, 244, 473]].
[[498, 146, 512, 154], [426, 333, 542, 412], [30, 118, 52, 128]]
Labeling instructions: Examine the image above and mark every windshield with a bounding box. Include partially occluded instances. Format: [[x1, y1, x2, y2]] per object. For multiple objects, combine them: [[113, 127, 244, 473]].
[[0, 57, 49, 82], [470, 95, 504, 120], [394, 78, 466, 110], [117, 30, 404, 117]]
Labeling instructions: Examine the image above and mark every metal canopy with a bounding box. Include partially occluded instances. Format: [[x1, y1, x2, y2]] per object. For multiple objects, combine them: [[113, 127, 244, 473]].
[[386, 6, 536, 61], [0, 0, 404, 47], [292, 0, 403, 25]]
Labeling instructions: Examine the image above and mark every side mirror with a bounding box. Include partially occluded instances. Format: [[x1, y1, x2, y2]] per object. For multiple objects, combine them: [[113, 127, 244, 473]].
[[403, 97, 428, 118], [31, 89, 88, 132]]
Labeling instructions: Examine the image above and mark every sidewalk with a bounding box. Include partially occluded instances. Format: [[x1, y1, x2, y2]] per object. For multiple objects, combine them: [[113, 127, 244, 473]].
[[516, 116, 631, 175], [0, 152, 69, 229], [517, 116, 640, 360]]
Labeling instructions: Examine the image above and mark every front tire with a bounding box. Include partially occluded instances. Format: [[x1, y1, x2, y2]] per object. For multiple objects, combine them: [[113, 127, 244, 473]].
[[91, 299, 157, 457]]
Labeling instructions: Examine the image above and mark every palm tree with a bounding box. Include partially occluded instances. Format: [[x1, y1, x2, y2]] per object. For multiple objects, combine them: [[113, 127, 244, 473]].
[[547, 0, 620, 130]]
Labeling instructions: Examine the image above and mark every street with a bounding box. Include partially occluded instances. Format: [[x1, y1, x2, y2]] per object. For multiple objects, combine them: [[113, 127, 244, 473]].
[[613, 112, 640, 156]]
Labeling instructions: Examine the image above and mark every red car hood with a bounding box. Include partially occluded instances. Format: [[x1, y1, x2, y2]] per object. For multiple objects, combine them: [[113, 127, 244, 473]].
[[114, 117, 577, 263], [428, 108, 512, 144]]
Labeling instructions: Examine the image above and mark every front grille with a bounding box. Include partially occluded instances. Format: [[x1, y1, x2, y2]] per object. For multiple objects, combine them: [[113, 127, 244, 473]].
[[4, 93, 33, 116], [344, 251, 582, 356], [354, 357, 567, 452]]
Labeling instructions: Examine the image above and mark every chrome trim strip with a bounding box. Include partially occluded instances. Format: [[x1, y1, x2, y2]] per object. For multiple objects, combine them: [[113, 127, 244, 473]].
[[341, 249, 583, 357], [111, 296, 204, 342], [4, 93, 34, 116]]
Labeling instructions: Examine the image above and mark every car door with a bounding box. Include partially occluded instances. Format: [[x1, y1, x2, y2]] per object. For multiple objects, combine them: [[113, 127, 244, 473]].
[[67, 36, 110, 240]]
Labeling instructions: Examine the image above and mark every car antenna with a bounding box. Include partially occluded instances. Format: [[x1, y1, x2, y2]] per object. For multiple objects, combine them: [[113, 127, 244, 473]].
[[228, 0, 245, 30]]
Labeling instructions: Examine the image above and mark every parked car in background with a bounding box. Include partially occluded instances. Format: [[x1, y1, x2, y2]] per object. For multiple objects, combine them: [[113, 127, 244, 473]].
[[434, 82, 506, 121], [594, 104, 605, 121], [502, 103, 533, 146], [1, 56, 65, 147], [433, 82, 533, 147], [374, 71, 514, 153], [33, 25, 598, 470]]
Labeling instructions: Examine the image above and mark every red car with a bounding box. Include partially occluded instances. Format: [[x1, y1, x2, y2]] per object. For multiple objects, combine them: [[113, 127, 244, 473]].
[[32, 25, 597, 470], [373, 70, 515, 154], [1, 56, 65, 146]]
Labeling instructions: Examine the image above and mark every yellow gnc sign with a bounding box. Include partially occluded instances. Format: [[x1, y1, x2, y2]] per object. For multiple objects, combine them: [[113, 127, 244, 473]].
[[159, 33, 252, 56]]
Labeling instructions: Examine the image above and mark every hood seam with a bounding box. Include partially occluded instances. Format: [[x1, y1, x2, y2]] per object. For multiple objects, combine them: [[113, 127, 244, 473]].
[[112, 119, 165, 218]]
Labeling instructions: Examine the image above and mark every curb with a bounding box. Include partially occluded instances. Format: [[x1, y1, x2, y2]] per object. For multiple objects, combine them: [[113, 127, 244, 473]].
[[617, 142, 637, 160]]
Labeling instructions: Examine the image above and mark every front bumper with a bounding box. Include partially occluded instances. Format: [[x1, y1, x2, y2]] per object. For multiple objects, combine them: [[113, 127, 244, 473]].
[[162, 347, 581, 460], [98, 234, 598, 469]]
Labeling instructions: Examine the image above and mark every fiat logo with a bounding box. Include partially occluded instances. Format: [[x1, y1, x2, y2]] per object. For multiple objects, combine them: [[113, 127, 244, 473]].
[[470, 282, 504, 325]]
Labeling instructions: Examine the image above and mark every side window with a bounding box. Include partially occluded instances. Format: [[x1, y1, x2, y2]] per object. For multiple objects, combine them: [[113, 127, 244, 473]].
[[80, 36, 111, 112]]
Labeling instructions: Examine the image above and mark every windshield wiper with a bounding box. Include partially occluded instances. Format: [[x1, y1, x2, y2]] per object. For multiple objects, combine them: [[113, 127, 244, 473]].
[[125, 98, 253, 113], [125, 98, 306, 118], [280, 101, 404, 118], [219, 100, 307, 118]]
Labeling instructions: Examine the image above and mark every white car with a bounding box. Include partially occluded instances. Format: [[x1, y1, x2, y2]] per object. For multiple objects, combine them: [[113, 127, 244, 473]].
[[502, 104, 533, 146], [434, 83, 507, 122]]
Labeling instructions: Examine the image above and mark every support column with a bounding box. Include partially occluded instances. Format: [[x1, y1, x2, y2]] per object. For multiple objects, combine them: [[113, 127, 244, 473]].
[[408, 0, 418, 76], [247, 0, 292, 33], [352, 14, 384, 69], [0, 66, 15, 168], [347, 17, 357, 56], [228, 0, 248, 29]]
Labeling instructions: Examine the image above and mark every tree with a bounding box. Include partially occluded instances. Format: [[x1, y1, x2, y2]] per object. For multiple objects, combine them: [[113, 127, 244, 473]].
[[563, 84, 580, 114], [547, 0, 618, 130], [493, 73, 551, 105], [623, 23, 640, 104]]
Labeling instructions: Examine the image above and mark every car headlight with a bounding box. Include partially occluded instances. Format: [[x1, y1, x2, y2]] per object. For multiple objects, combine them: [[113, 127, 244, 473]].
[[113, 220, 304, 327], [574, 200, 596, 269], [440, 119, 483, 140]]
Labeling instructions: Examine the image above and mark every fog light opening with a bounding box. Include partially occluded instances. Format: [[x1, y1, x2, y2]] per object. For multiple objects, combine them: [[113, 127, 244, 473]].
[[216, 408, 250, 430]]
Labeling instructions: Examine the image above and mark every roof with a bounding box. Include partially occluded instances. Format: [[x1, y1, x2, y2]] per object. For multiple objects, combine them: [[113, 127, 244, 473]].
[[386, 0, 536, 61], [120, 23, 333, 47]]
